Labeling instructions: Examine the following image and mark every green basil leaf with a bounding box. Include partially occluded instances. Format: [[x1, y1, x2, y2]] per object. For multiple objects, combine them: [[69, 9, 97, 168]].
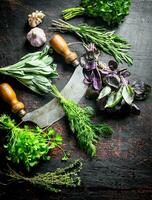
[[122, 85, 134, 105], [98, 86, 111, 100], [105, 87, 123, 108]]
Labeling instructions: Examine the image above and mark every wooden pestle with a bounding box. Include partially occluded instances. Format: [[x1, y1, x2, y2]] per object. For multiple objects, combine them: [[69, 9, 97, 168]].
[[0, 83, 26, 117], [0, 34, 78, 117], [50, 33, 78, 64]]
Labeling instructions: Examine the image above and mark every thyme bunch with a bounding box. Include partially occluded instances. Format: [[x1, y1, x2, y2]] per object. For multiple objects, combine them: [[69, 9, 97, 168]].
[[52, 20, 133, 65], [7, 159, 82, 192], [50, 84, 113, 156]]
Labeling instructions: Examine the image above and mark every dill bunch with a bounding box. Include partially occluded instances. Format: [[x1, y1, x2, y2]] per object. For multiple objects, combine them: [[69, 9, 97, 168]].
[[7, 159, 82, 192], [50, 84, 113, 156]]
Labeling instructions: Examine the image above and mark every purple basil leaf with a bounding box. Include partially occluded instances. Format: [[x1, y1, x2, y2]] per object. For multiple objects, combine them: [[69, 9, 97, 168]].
[[88, 61, 97, 70], [121, 71, 131, 77], [118, 69, 131, 77], [132, 81, 145, 94], [132, 81, 151, 101], [106, 75, 120, 88], [108, 60, 118, 71], [123, 71, 131, 77], [121, 76, 129, 85], [101, 69, 110, 75], [83, 69, 95, 81], [92, 77, 101, 91], [84, 78, 91, 85]]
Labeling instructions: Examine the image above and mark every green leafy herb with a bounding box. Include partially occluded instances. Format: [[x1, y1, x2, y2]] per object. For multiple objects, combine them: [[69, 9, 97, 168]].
[[7, 159, 82, 192], [52, 20, 133, 65], [98, 86, 111, 100], [0, 46, 58, 94], [122, 85, 134, 105], [62, 0, 131, 25], [50, 84, 113, 157], [105, 87, 123, 108], [0, 115, 63, 171]]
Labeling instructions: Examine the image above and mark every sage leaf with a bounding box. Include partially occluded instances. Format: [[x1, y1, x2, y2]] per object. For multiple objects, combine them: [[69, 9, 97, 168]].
[[122, 85, 134, 105], [98, 86, 111, 100], [0, 46, 58, 94]]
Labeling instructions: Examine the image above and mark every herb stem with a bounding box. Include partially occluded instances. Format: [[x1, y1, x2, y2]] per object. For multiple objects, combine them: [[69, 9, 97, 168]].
[[63, 7, 85, 20]]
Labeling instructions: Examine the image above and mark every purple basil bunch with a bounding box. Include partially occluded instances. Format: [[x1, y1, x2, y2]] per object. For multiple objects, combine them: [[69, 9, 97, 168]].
[[80, 43, 102, 90], [81, 43, 151, 115]]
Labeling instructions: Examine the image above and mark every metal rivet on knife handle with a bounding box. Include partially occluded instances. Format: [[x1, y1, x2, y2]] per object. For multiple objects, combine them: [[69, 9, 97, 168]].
[[50, 34, 78, 64], [0, 83, 26, 117]]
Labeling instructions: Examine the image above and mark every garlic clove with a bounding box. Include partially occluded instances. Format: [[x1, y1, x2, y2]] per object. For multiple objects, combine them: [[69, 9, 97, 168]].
[[27, 27, 47, 47], [28, 10, 45, 28]]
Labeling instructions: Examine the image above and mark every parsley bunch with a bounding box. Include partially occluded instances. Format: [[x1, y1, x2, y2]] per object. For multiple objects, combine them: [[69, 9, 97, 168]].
[[63, 0, 131, 25], [0, 115, 63, 171], [50, 84, 113, 156]]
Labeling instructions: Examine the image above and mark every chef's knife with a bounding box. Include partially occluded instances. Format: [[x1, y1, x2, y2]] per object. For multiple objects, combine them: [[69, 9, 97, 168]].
[[0, 34, 88, 128]]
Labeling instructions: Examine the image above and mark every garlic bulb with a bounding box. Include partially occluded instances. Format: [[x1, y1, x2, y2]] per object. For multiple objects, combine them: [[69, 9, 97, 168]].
[[28, 10, 45, 28], [27, 27, 47, 47]]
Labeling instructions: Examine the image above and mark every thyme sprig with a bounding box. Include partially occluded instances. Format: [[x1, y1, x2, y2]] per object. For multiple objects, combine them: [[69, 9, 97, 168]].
[[7, 159, 82, 192]]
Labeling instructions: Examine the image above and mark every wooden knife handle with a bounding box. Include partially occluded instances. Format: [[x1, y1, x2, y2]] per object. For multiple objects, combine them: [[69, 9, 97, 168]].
[[50, 34, 78, 64], [0, 83, 26, 117]]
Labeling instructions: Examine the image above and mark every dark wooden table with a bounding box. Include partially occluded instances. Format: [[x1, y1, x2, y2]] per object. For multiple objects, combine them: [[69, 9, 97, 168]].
[[0, 0, 152, 199]]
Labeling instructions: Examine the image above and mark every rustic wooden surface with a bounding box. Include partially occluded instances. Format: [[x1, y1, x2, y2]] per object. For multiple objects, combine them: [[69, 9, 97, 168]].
[[0, 0, 152, 199]]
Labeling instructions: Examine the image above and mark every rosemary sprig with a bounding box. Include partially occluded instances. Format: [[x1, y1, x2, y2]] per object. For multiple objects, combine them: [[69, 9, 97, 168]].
[[7, 159, 82, 192], [50, 84, 113, 156], [51, 19, 133, 65]]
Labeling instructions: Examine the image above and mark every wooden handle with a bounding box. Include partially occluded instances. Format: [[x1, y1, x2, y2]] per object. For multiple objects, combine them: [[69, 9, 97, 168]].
[[0, 83, 26, 116], [50, 34, 78, 64]]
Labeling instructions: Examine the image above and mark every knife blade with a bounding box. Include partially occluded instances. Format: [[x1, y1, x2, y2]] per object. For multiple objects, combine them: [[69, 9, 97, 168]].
[[0, 34, 88, 128], [23, 65, 87, 127]]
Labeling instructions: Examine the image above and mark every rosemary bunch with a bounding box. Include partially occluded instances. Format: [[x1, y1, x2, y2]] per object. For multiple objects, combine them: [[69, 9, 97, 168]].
[[0, 46, 58, 94], [52, 19, 133, 65], [7, 159, 82, 192], [50, 84, 113, 156]]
